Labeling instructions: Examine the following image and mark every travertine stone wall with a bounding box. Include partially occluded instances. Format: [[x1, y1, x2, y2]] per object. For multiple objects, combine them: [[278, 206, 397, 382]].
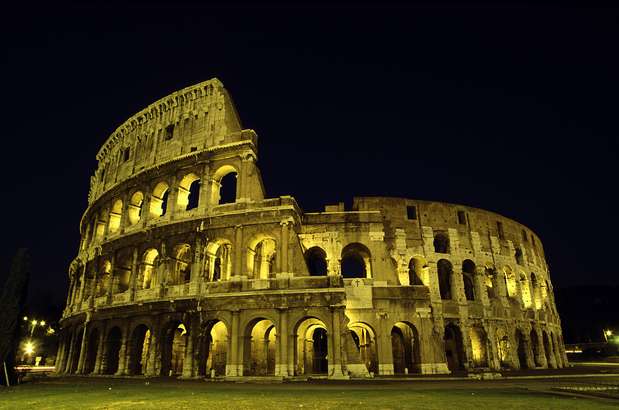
[[58, 79, 568, 380]]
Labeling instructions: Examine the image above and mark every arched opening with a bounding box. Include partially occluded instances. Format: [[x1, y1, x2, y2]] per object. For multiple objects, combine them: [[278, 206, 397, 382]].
[[103, 327, 122, 375], [161, 322, 188, 377], [530, 329, 542, 367], [408, 258, 424, 285], [433, 232, 450, 254], [140, 248, 159, 289], [469, 327, 488, 368], [348, 323, 378, 375], [127, 191, 144, 226], [496, 329, 511, 368], [114, 251, 132, 294], [83, 328, 100, 374], [391, 322, 420, 375], [341, 243, 372, 279], [127, 325, 151, 375], [437, 259, 453, 300], [96, 260, 112, 297], [515, 329, 528, 369], [294, 317, 328, 376], [515, 248, 524, 265], [177, 173, 201, 211], [551, 332, 562, 368], [108, 199, 123, 234], [212, 165, 238, 205], [243, 319, 277, 376], [485, 267, 497, 300], [520, 272, 532, 308], [150, 181, 169, 218], [444, 323, 465, 372], [504, 266, 517, 299], [199, 320, 228, 377], [170, 244, 192, 285], [247, 237, 277, 280], [70, 330, 83, 373], [305, 247, 328, 276], [463, 274, 475, 301], [94, 213, 106, 242], [205, 240, 232, 281]]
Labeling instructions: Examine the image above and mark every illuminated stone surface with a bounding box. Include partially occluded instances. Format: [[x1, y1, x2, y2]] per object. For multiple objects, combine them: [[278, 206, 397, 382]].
[[57, 79, 567, 379]]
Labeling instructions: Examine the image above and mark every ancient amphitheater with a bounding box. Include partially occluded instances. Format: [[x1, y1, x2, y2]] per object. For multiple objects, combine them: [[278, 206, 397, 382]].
[[57, 78, 567, 380]]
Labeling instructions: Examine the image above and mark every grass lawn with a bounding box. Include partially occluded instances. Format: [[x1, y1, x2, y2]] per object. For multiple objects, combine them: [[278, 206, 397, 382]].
[[0, 378, 616, 410]]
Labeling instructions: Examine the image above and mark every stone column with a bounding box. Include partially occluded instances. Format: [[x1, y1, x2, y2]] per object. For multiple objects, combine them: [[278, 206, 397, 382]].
[[55, 334, 66, 374], [116, 324, 130, 375], [146, 325, 159, 377], [106, 253, 116, 305], [141, 189, 152, 228], [118, 192, 129, 234], [328, 307, 346, 378], [280, 220, 290, 275], [182, 318, 196, 378], [227, 311, 240, 376], [534, 327, 548, 368], [276, 309, 288, 377], [76, 324, 89, 374], [190, 236, 203, 294], [129, 247, 139, 302], [233, 225, 243, 278], [545, 332, 558, 369], [167, 175, 178, 220], [64, 329, 77, 373], [198, 164, 211, 211], [78, 264, 88, 307], [94, 322, 107, 374]]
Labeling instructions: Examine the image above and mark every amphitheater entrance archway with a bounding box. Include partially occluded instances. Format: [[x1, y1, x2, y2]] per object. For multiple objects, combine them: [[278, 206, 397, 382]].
[[391, 322, 420, 375], [542, 331, 553, 367], [469, 326, 488, 368], [530, 329, 542, 367], [127, 324, 151, 375], [70, 330, 83, 374], [348, 322, 379, 375], [515, 329, 529, 369], [103, 327, 122, 375], [294, 317, 328, 376], [199, 320, 228, 377], [444, 323, 465, 372], [160, 322, 188, 377], [243, 318, 277, 376], [83, 328, 99, 374]]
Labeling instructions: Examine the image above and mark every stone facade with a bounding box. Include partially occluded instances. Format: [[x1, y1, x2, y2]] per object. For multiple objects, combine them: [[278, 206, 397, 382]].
[[57, 78, 568, 379]]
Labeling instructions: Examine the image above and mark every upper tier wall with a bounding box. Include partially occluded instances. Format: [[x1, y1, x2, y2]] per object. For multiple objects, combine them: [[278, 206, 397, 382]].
[[89, 78, 243, 204]]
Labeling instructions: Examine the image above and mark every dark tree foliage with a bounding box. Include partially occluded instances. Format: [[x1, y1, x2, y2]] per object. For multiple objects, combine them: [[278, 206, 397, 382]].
[[0, 248, 31, 386]]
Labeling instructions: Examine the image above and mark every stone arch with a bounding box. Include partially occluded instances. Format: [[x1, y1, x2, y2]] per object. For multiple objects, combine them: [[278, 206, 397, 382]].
[[503, 266, 517, 299], [177, 172, 201, 211], [462, 260, 476, 301], [444, 323, 465, 372], [205, 239, 232, 281], [484, 266, 498, 300], [69, 327, 84, 374], [347, 322, 379, 375], [212, 165, 238, 205], [243, 317, 277, 376], [391, 322, 421, 374], [542, 330, 553, 368], [103, 326, 122, 375], [247, 235, 277, 279], [514, 329, 529, 369], [341, 243, 372, 279], [127, 191, 144, 226], [114, 249, 132, 294], [108, 199, 123, 234], [150, 181, 170, 218], [305, 246, 328, 276], [495, 328, 511, 368], [140, 248, 159, 289], [519, 272, 532, 308], [96, 259, 112, 297], [170, 243, 192, 285], [127, 324, 151, 375], [469, 326, 489, 368], [437, 259, 453, 300], [408, 257, 424, 285], [160, 320, 188, 377], [199, 319, 229, 377], [515, 247, 524, 265], [433, 232, 450, 254], [294, 317, 329, 375]]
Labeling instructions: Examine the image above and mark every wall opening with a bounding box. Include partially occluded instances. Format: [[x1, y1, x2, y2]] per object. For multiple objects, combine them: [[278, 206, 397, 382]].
[[391, 322, 420, 374], [244, 319, 277, 376], [433, 232, 450, 253], [437, 259, 453, 300], [444, 323, 465, 372], [161, 322, 187, 377], [305, 246, 328, 276], [200, 320, 228, 377], [341, 243, 371, 279], [128, 191, 144, 226]]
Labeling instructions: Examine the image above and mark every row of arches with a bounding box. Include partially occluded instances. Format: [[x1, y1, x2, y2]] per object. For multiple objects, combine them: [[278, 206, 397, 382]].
[[82, 167, 239, 249]]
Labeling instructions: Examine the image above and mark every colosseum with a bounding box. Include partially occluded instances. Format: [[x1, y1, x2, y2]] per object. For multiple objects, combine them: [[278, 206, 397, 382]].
[[56, 78, 568, 380]]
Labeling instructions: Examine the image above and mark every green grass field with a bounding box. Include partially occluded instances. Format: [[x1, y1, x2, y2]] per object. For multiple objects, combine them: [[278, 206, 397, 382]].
[[0, 378, 616, 410]]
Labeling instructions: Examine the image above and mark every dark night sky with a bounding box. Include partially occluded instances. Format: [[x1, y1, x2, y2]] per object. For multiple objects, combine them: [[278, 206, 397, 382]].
[[1, 3, 617, 312]]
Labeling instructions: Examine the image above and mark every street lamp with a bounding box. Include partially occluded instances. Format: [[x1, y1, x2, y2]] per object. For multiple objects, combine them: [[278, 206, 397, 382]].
[[603, 329, 612, 342]]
